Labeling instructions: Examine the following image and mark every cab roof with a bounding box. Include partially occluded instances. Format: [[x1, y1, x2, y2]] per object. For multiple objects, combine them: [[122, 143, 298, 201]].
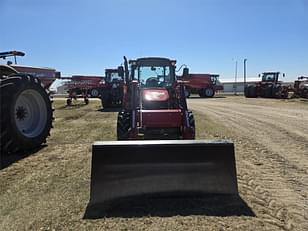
[[129, 57, 176, 66]]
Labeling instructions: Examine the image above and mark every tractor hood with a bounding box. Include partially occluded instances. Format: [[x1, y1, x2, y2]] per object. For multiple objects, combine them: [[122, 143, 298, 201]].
[[142, 88, 169, 101]]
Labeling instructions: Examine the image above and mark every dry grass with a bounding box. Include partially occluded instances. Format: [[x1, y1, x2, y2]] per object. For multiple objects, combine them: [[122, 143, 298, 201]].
[[0, 98, 243, 231], [1, 97, 307, 230]]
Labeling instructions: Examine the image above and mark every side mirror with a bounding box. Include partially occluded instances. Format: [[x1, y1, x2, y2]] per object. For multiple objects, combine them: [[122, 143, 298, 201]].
[[118, 66, 124, 78], [183, 67, 189, 78], [258, 74, 261, 78], [283, 73, 285, 77]]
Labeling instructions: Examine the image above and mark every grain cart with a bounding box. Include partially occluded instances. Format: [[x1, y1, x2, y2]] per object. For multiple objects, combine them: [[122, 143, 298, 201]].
[[0, 51, 54, 167], [180, 73, 223, 98], [100, 68, 124, 108], [293, 76, 308, 99], [244, 72, 288, 98], [87, 57, 238, 210]]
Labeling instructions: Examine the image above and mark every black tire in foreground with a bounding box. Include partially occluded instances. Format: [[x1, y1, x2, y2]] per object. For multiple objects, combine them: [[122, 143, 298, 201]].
[[0, 74, 53, 156], [117, 110, 131, 140]]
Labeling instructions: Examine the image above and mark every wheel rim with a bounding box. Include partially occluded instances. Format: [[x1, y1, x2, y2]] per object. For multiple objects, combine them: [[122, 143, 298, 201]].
[[14, 89, 47, 138], [91, 89, 99, 97], [205, 88, 213, 97]]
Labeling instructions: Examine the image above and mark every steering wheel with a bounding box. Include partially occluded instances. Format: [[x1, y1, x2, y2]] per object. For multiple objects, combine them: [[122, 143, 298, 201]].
[[145, 77, 159, 87]]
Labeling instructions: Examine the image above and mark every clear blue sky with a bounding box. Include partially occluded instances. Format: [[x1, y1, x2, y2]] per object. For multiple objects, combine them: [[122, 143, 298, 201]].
[[1, 0, 307, 81]]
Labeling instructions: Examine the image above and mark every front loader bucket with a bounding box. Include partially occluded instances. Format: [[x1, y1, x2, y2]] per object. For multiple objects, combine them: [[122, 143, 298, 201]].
[[88, 140, 238, 209]]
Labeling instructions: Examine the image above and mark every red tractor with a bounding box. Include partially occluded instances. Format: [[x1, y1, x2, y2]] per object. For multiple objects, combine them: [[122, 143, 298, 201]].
[[244, 72, 289, 98], [88, 57, 238, 210], [100, 68, 124, 108], [293, 76, 308, 99], [116, 56, 195, 140], [180, 73, 223, 98]]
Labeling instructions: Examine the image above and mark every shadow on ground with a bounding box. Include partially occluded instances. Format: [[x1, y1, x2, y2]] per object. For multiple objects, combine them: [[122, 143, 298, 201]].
[[98, 107, 121, 112], [0, 145, 46, 170], [188, 96, 226, 99], [84, 194, 255, 219], [57, 103, 89, 110]]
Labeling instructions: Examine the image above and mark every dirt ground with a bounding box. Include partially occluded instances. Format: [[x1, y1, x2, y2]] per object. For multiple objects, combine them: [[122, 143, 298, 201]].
[[0, 96, 307, 230]]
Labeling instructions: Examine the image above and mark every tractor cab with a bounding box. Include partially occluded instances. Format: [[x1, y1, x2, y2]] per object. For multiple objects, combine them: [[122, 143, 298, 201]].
[[100, 68, 124, 108], [129, 57, 177, 88], [105, 69, 123, 83], [126, 57, 187, 110], [210, 74, 220, 85], [260, 72, 283, 83]]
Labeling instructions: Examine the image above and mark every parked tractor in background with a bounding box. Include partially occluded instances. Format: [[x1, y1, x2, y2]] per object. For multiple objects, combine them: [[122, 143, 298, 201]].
[[244, 72, 288, 98], [180, 73, 223, 98], [292, 76, 308, 99], [100, 68, 124, 108], [0, 51, 55, 167], [88, 56, 238, 210]]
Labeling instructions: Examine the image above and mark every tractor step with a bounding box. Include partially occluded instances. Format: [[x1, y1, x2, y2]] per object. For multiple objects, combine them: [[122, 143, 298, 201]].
[[88, 140, 238, 210]]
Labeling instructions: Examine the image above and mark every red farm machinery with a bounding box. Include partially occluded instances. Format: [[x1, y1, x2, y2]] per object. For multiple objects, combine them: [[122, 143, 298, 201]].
[[0, 51, 57, 167], [180, 73, 223, 98], [64, 75, 104, 105], [100, 68, 124, 108], [87, 56, 238, 210], [292, 76, 308, 99], [244, 72, 289, 98]]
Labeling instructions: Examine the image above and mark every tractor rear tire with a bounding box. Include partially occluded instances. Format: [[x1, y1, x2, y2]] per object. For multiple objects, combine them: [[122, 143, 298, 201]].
[[117, 110, 131, 140], [101, 90, 112, 108], [0, 74, 53, 155], [264, 86, 273, 98]]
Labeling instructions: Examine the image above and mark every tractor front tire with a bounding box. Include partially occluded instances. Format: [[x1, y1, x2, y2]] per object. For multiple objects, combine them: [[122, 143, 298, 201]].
[[204, 88, 215, 97], [244, 86, 249, 97], [117, 110, 131, 140], [0, 74, 53, 155], [246, 85, 257, 98]]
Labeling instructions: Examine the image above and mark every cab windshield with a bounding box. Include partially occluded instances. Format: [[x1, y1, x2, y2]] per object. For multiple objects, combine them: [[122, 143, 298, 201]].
[[262, 73, 277, 82], [210, 75, 220, 85], [107, 72, 122, 82], [134, 65, 172, 87]]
